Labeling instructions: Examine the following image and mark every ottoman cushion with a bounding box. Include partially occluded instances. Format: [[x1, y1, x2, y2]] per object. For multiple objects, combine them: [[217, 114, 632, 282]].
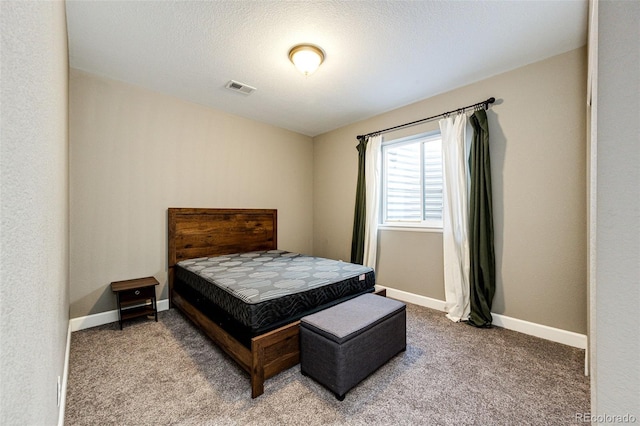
[[300, 293, 405, 344]]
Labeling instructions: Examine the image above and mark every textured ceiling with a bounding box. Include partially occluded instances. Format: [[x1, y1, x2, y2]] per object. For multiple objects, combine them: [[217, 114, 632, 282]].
[[66, 1, 588, 137]]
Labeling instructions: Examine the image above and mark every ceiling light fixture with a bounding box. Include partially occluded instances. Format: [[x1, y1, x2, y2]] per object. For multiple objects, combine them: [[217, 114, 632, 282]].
[[288, 44, 325, 76]]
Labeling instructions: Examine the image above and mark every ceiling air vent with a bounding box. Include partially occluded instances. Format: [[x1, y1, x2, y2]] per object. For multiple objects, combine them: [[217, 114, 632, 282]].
[[225, 80, 256, 95]]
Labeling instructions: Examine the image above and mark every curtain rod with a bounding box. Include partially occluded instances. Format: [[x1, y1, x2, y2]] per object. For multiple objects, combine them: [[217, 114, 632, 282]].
[[356, 97, 495, 140]]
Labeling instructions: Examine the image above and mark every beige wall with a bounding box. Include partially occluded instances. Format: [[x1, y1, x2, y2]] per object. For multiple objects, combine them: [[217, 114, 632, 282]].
[[69, 70, 313, 317], [314, 48, 587, 334], [0, 1, 69, 424]]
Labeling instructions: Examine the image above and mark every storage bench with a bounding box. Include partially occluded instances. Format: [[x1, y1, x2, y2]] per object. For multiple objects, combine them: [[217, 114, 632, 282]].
[[299, 293, 406, 400]]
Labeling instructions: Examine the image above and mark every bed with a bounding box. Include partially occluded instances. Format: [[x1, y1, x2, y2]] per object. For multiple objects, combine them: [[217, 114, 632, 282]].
[[167, 208, 375, 398]]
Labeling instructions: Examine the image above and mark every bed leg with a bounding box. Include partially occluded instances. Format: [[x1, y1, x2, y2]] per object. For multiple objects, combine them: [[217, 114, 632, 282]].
[[251, 373, 265, 398], [251, 344, 265, 398], [168, 267, 175, 309]]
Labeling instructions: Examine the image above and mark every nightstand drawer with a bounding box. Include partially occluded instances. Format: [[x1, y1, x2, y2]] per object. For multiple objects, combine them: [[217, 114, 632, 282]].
[[119, 285, 155, 304]]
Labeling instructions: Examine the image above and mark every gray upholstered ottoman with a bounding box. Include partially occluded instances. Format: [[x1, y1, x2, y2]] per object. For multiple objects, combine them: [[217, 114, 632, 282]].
[[300, 293, 406, 400]]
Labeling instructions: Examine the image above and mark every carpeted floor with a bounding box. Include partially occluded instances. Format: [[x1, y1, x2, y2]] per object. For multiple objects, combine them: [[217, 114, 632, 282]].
[[65, 303, 589, 425]]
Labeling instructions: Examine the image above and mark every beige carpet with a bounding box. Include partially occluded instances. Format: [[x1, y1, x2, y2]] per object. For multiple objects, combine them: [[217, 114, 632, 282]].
[[65, 303, 589, 425]]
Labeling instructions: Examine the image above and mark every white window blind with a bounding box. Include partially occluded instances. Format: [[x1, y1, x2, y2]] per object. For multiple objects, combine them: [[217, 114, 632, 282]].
[[382, 132, 443, 228]]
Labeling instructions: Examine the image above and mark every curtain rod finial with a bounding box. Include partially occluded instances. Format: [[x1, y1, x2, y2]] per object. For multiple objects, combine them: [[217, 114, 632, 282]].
[[483, 97, 496, 110]]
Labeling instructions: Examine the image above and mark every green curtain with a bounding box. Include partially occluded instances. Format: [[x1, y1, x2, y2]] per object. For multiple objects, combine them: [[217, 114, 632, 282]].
[[350, 136, 368, 264], [468, 109, 496, 327]]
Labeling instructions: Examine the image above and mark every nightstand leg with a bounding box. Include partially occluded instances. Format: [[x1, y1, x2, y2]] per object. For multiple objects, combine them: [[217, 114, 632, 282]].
[[117, 294, 123, 330]]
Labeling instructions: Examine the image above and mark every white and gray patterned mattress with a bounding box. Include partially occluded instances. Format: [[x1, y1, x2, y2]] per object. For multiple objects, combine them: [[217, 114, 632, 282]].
[[175, 250, 375, 334]]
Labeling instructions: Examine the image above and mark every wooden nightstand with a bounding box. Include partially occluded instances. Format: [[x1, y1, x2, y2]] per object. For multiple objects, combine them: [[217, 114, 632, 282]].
[[111, 276, 159, 330]]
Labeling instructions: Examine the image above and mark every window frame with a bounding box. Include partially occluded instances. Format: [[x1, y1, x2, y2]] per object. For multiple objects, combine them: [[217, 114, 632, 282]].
[[380, 131, 444, 231]]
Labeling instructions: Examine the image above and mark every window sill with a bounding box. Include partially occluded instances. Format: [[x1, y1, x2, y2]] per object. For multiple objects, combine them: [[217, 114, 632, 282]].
[[378, 225, 443, 234]]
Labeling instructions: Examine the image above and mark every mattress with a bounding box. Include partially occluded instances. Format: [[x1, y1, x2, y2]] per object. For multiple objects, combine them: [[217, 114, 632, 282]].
[[175, 250, 375, 342]]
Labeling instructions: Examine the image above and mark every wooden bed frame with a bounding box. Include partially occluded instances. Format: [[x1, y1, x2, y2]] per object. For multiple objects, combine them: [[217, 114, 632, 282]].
[[167, 208, 300, 398]]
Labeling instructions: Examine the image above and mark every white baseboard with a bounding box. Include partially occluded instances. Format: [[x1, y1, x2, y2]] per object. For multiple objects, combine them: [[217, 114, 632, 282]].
[[378, 285, 587, 349], [381, 286, 447, 312], [491, 313, 587, 349], [70, 299, 170, 332], [58, 322, 71, 426], [157, 299, 169, 313]]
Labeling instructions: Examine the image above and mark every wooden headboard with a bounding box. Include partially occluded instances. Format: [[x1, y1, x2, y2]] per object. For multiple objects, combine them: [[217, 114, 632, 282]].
[[168, 208, 277, 305], [168, 208, 277, 267]]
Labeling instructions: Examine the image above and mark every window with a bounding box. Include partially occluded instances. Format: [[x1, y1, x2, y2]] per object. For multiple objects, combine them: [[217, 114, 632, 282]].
[[381, 132, 443, 228]]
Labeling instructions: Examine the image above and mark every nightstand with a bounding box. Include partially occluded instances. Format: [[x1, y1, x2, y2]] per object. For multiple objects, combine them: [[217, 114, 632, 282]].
[[111, 276, 159, 330]]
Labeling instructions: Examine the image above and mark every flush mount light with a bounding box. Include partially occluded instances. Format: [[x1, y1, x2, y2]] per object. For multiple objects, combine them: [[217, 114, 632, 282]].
[[288, 44, 325, 76]]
